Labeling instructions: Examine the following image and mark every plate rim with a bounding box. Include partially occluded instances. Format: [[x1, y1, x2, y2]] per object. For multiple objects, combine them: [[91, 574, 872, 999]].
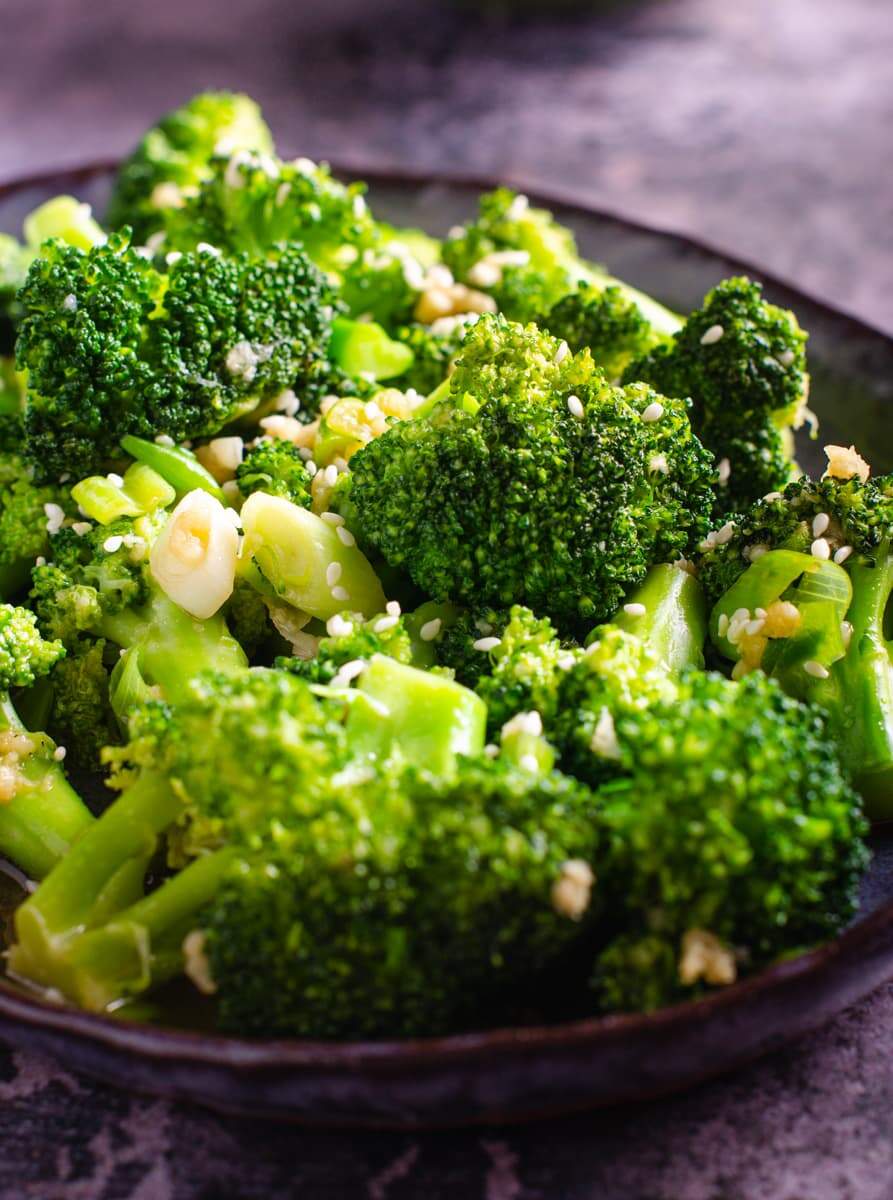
[[1, 158, 892, 1090]]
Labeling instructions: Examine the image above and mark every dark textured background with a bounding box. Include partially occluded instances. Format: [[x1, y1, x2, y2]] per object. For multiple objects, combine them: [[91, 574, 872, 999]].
[[1, 0, 892, 1195]]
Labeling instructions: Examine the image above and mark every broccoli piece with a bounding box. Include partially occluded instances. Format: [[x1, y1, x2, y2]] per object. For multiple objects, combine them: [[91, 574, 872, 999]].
[[106, 91, 274, 245], [443, 188, 682, 335], [45, 638, 116, 771], [624, 277, 810, 511], [434, 606, 510, 687], [29, 512, 247, 710], [592, 670, 868, 1011], [0, 604, 94, 878], [11, 663, 602, 1037], [235, 438, 313, 508], [277, 609, 414, 684], [0, 465, 72, 601], [699, 466, 893, 817], [540, 284, 665, 379], [346, 315, 714, 630], [17, 233, 335, 481]]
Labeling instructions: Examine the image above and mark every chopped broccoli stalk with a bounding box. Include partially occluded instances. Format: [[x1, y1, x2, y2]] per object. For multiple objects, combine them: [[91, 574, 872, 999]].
[[18, 235, 335, 482], [0, 605, 94, 878], [346, 315, 714, 630], [235, 439, 313, 508], [624, 277, 809, 511], [120, 436, 225, 503], [345, 654, 487, 773], [240, 492, 386, 620], [106, 91, 274, 244], [609, 563, 707, 675], [329, 318, 414, 381]]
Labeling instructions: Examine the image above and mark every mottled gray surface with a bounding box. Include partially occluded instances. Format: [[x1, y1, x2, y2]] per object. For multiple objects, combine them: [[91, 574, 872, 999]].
[[1, 0, 892, 1195]]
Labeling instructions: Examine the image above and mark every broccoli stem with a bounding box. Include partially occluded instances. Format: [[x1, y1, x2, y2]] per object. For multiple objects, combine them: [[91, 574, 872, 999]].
[[98, 588, 247, 705], [816, 549, 893, 817], [611, 564, 707, 676], [0, 695, 94, 880], [8, 770, 180, 997]]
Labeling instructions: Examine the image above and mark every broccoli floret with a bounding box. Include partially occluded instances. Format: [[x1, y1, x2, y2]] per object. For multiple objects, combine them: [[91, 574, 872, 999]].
[[235, 438, 313, 508], [592, 670, 868, 1011], [624, 277, 809, 511], [0, 468, 72, 600], [443, 188, 682, 335], [17, 234, 335, 482], [45, 639, 116, 770], [699, 466, 893, 817], [106, 92, 274, 245], [434, 606, 510, 687], [0, 604, 94, 878], [347, 315, 714, 630], [540, 284, 664, 379], [276, 609, 414, 684]]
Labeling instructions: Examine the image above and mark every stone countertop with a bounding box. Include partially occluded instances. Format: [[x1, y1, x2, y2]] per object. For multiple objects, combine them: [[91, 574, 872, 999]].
[[0, 0, 892, 1195]]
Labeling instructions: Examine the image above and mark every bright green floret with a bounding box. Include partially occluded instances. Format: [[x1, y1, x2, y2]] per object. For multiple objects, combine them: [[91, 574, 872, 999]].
[[17, 233, 335, 482], [106, 91, 274, 245], [276, 610, 414, 685], [540, 283, 665, 379], [235, 438, 313, 508], [624, 277, 810, 512], [0, 604, 94, 879], [345, 314, 714, 630]]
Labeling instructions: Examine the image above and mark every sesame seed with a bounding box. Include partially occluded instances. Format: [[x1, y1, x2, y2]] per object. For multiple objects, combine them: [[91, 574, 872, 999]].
[[812, 513, 831, 537], [165, 251, 183, 266], [336, 525, 356, 547], [804, 660, 830, 679], [519, 754, 540, 773], [332, 659, 366, 687], [321, 512, 344, 526], [326, 615, 353, 638], [71, 522, 92, 537], [155, 434, 175, 447], [717, 457, 731, 485], [373, 615, 399, 633], [841, 620, 853, 649], [326, 562, 342, 587], [763, 492, 783, 502], [811, 537, 831, 560], [35, 556, 45, 568], [641, 401, 664, 423], [323, 464, 339, 488], [833, 545, 853, 565], [648, 453, 669, 475], [745, 544, 769, 562], [43, 503, 65, 534], [745, 618, 765, 636], [567, 395, 584, 419], [717, 613, 730, 637], [305, 460, 318, 476], [473, 636, 501, 652], [419, 618, 442, 642], [714, 522, 735, 546], [331, 585, 350, 602], [196, 242, 221, 257], [102, 535, 123, 553], [484, 743, 499, 758], [61, 293, 77, 313], [700, 324, 724, 346], [558, 654, 577, 670], [503, 711, 543, 738], [778, 348, 796, 367], [554, 340, 570, 365], [364, 400, 383, 420], [385, 600, 401, 617], [623, 602, 646, 617], [53, 746, 67, 762], [107, 473, 124, 488]]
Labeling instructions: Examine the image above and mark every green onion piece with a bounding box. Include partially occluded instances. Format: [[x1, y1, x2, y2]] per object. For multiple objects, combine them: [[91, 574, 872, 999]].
[[71, 477, 144, 525], [23, 195, 105, 253]]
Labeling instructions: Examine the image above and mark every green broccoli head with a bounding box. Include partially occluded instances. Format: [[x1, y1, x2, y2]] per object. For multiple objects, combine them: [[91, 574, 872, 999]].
[[0, 603, 65, 690], [541, 283, 663, 379], [276, 609, 414, 685], [17, 233, 335, 481], [106, 92, 274, 245], [593, 670, 868, 1011], [347, 315, 714, 630], [46, 638, 116, 770], [235, 438, 313, 508], [433, 606, 509, 688], [624, 276, 809, 510]]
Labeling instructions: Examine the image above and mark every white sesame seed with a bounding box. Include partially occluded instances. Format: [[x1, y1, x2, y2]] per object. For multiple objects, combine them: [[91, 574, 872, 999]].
[[364, 400, 383, 420], [155, 434, 175, 447], [331, 585, 350, 602], [196, 242, 221, 257], [841, 621, 853, 649], [519, 754, 540, 772], [102, 535, 123, 553], [385, 600, 401, 617], [623, 602, 646, 617], [336, 525, 356, 547], [326, 615, 354, 638], [321, 512, 344, 526], [165, 251, 183, 266], [833, 545, 853, 565], [558, 654, 577, 670], [811, 537, 831, 561], [505, 194, 529, 221], [43, 503, 65, 534], [61, 293, 77, 313], [700, 324, 724, 346], [745, 543, 769, 562], [35, 556, 46, 568], [567, 395, 584, 419], [304, 460, 318, 476], [717, 457, 731, 485], [473, 636, 501, 652], [53, 746, 67, 762], [763, 492, 783, 503], [778, 348, 796, 367], [420, 618, 442, 642], [107, 473, 124, 488], [648, 453, 669, 475], [503, 711, 543, 738], [332, 659, 366, 687], [745, 618, 765, 636], [641, 401, 664, 423], [275, 389, 300, 417], [804, 660, 830, 679], [373, 615, 399, 633], [323, 464, 339, 488], [714, 522, 736, 546], [554, 340, 570, 365], [484, 743, 499, 758], [812, 513, 831, 538], [71, 522, 92, 537], [326, 562, 342, 587], [717, 613, 730, 637]]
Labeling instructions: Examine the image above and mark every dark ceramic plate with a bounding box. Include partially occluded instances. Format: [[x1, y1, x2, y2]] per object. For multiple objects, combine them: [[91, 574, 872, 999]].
[[1, 164, 892, 1128]]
